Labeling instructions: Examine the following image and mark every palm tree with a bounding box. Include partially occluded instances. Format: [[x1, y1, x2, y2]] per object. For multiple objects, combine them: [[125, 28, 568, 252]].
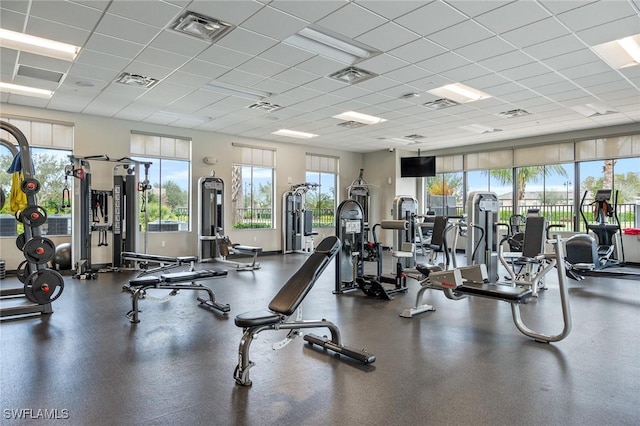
[[489, 165, 568, 201]]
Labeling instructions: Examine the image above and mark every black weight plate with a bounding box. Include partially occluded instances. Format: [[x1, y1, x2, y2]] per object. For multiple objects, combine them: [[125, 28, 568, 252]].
[[23, 237, 56, 264], [15, 233, 26, 250], [21, 178, 41, 195], [24, 269, 64, 304], [16, 260, 29, 283], [21, 205, 47, 227]]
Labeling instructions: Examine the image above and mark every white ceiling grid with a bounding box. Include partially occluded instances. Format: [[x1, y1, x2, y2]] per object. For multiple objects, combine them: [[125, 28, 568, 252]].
[[0, 0, 638, 153]]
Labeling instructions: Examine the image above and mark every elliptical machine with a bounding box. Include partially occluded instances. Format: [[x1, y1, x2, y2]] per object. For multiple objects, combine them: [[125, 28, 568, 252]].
[[565, 189, 625, 271]]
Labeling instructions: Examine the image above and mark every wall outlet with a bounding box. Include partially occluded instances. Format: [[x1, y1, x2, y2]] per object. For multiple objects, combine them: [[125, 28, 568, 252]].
[[161, 240, 166, 247]]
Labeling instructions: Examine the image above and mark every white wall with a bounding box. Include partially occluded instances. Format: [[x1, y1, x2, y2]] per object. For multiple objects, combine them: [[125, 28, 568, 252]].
[[0, 104, 362, 268]]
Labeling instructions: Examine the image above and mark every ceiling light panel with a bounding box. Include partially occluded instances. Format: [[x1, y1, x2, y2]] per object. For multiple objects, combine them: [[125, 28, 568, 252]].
[[284, 26, 380, 64], [427, 83, 491, 103], [0, 28, 80, 61], [332, 111, 387, 125], [205, 81, 271, 101], [0, 82, 54, 99], [272, 129, 317, 139], [571, 102, 618, 117], [171, 11, 234, 43], [592, 34, 640, 69]]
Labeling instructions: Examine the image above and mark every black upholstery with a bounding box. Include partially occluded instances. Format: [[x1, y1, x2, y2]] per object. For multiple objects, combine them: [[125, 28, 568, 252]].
[[161, 269, 227, 283], [129, 276, 162, 286], [521, 216, 546, 259], [428, 216, 448, 251], [456, 283, 532, 302], [268, 236, 340, 315], [234, 310, 282, 327], [121, 252, 198, 264]]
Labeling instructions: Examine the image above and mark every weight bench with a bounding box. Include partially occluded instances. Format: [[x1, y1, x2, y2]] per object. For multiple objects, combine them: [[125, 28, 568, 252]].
[[216, 238, 262, 271], [233, 236, 375, 386], [121, 251, 198, 282], [125, 269, 229, 323]]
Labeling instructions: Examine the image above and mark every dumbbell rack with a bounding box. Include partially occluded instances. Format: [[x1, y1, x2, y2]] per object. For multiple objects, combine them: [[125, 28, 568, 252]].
[[1, 121, 65, 319]]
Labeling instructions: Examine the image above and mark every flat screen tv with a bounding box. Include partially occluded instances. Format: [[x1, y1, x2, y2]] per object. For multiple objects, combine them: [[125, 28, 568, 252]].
[[400, 156, 436, 177]]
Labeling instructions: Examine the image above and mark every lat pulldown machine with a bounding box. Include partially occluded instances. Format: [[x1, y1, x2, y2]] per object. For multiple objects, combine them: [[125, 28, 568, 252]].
[[282, 183, 318, 254]]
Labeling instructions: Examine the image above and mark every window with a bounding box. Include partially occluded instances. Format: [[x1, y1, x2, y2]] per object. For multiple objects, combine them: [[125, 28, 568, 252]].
[[1, 118, 73, 236], [232, 144, 275, 229], [305, 154, 338, 228], [131, 132, 191, 232], [425, 173, 463, 216]]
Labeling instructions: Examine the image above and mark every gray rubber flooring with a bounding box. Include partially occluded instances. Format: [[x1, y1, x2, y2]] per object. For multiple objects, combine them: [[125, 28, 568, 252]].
[[1, 252, 639, 425]]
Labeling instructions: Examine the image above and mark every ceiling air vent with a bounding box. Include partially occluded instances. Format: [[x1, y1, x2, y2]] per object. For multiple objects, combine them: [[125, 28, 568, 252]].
[[115, 72, 159, 88], [247, 101, 283, 112], [329, 66, 377, 84], [423, 98, 460, 110], [497, 108, 531, 118], [170, 11, 234, 43], [17, 65, 64, 83], [337, 120, 367, 129], [405, 134, 425, 140]]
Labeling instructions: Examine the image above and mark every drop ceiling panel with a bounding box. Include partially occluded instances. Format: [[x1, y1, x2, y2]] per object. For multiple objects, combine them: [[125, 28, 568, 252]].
[[149, 30, 210, 56], [384, 65, 433, 85], [124, 61, 174, 80], [187, 0, 265, 26], [94, 13, 162, 45], [444, 0, 514, 18], [500, 18, 570, 48], [25, 16, 91, 46], [29, 0, 103, 30], [84, 34, 143, 59], [521, 34, 588, 60], [106, 0, 182, 27], [455, 36, 515, 62], [236, 57, 288, 78], [478, 50, 534, 73], [428, 20, 495, 51], [16, 52, 72, 73], [271, 68, 319, 86], [575, 15, 640, 45], [269, 1, 346, 23], [395, 1, 467, 36], [75, 50, 131, 71], [241, 5, 309, 40], [217, 28, 279, 56], [316, 3, 387, 39], [198, 45, 253, 68], [0, 8, 26, 32], [295, 56, 348, 77], [68, 63, 117, 83], [474, 1, 549, 33], [252, 78, 298, 95], [355, 22, 421, 52], [136, 48, 191, 70], [559, 61, 617, 80], [416, 52, 471, 74], [555, 1, 637, 32]]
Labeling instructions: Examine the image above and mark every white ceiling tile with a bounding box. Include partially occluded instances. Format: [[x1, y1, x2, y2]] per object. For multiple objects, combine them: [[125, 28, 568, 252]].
[[546, 89, 593, 103], [30, 0, 103, 30], [474, 1, 550, 33], [559, 61, 618, 80], [500, 17, 570, 48], [355, 22, 421, 52], [259, 43, 316, 66], [575, 15, 640, 46], [281, 86, 322, 102], [141, 81, 198, 104], [500, 62, 553, 80], [1, 1, 29, 13], [428, 20, 495, 50], [517, 72, 567, 89], [217, 28, 279, 55], [463, 73, 512, 90], [316, 2, 388, 39], [534, 81, 581, 96], [582, 80, 637, 96], [198, 45, 253, 68], [48, 91, 97, 112], [357, 1, 423, 20], [555, 1, 637, 32], [83, 92, 140, 116], [124, 61, 174, 80], [295, 56, 348, 77], [1, 48, 17, 75], [395, 1, 467, 36], [17, 52, 74, 73], [137, 48, 191, 70], [357, 54, 408, 75], [0, 8, 26, 32], [329, 83, 373, 99], [356, 75, 404, 92], [84, 33, 143, 59], [384, 65, 433, 85], [521, 34, 587, 60], [442, 63, 492, 81], [76, 49, 130, 70], [179, 59, 230, 79], [67, 63, 117, 84], [269, 1, 346, 23], [388, 38, 447, 63], [106, 0, 182, 27], [416, 52, 471, 73], [237, 57, 289, 78], [543, 48, 602, 71], [187, 0, 265, 26], [165, 89, 227, 113], [216, 69, 266, 87], [406, 74, 453, 91], [252, 78, 298, 95], [572, 71, 626, 88], [25, 16, 91, 46], [444, 0, 514, 18], [455, 36, 515, 62], [94, 13, 162, 45], [7, 94, 50, 109], [241, 5, 309, 40], [478, 50, 534, 72], [619, 65, 640, 82], [149, 30, 210, 56], [272, 68, 319, 86], [537, 0, 598, 15], [162, 71, 213, 88]]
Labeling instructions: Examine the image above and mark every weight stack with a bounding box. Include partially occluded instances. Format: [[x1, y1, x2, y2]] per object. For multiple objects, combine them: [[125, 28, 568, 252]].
[[0, 259, 5, 279]]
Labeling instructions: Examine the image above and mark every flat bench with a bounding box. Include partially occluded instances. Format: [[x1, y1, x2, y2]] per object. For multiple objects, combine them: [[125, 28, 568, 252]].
[[217, 241, 262, 271], [125, 268, 229, 323], [121, 252, 198, 280], [233, 236, 375, 386]]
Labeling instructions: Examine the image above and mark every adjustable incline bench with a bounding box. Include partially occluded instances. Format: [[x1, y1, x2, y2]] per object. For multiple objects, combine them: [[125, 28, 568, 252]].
[[233, 236, 376, 386], [125, 268, 229, 323], [121, 252, 198, 281]]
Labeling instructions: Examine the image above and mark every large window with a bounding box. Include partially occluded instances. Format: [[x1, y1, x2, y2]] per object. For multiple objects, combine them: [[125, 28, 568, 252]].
[[231, 145, 275, 229], [305, 154, 338, 228], [1, 118, 73, 236], [425, 172, 463, 216], [131, 132, 191, 232]]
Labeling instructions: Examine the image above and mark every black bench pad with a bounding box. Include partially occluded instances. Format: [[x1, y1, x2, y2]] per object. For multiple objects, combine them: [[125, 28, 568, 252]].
[[456, 283, 532, 302], [122, 252, 198, 263], [235, 310, 282, 327], [129, 276, 162, 286], [160, 269, 227, 282]]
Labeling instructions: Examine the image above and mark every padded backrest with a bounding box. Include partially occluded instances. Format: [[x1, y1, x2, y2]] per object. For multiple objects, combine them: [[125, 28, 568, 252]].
[[268, 236, 340, 315], [429, 216, 448, 250], [521, 216, 546, 258]]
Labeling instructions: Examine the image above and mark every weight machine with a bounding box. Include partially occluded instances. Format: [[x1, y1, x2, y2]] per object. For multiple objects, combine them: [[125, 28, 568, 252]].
[[282, 183, 318, 254], [391, 196, 418, 269], [466, 192, 500, 283], [1, 120, 65, 318], [198, 174, 262, 270]]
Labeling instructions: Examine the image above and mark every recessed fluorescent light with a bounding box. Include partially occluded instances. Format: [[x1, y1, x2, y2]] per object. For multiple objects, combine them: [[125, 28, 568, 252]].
[[427, 83, 491, 103], [205, 81, 271, 101], [170, 11, 234, 43], [284, 26, 379, 64], [332, 111, 387, 125], [593, 34, 640, 69], [0, 82, 53, 99], [272, 129, 318, 139], [0, 28, 80, 61], [571, 102, 618, 117], [459, 124, 502, 134]]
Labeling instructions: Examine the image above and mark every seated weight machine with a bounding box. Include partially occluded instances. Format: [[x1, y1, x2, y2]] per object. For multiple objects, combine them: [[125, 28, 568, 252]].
[[282, 182, 319, 254], [233, 236, 375, 386]]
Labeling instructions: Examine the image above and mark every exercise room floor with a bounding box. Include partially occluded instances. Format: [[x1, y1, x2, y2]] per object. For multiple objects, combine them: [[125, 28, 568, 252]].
[[1, 252, 639, 426]]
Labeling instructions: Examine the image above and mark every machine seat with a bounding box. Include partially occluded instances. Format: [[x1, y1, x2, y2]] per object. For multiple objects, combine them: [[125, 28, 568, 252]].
[[234, 310, 283, 327], [456, 283, 532, 303]]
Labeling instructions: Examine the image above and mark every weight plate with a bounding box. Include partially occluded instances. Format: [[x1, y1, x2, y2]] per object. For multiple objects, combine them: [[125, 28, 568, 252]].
[[23, 237, 56, 264], [21, 178, 41, 195], [16, 260, 29, 283], [24, 269, 64, 304], [15, 233, 26, 250], [20, 205, 48, 227]]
